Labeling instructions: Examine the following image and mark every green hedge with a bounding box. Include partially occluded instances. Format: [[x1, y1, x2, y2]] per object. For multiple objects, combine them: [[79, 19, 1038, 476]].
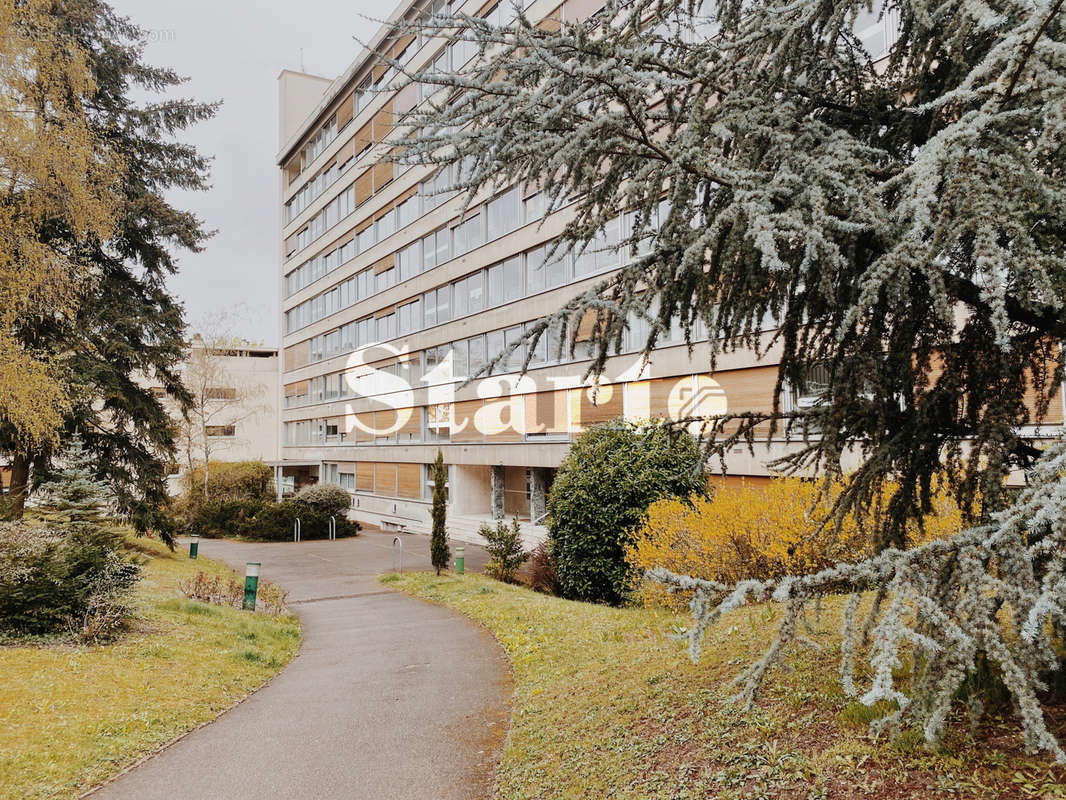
[[547, 419, 706, 605], [187, 498, 359, 541]]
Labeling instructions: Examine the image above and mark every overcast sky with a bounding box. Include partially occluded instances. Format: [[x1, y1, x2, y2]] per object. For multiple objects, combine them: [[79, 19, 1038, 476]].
[[108, 0, 388, 346]]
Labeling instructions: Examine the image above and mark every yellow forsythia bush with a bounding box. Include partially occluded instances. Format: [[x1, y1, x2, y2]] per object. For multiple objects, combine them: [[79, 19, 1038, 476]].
[[627, 477, 962, 608]]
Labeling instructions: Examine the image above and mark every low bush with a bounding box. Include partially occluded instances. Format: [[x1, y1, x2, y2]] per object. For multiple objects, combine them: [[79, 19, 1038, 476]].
[[0, 437, 141, 639], [527, 541, 559, 595], [187, 498, 265, 538], [178, 569, 289, 615], [239, 500, 360, 542], [183, 496, 359, 541], [480, 517, 529, 583], [292, 482, 351, 517], [548, 419, 706, 605], [628, 477, 962, 608], [180, 460, 275, 504]]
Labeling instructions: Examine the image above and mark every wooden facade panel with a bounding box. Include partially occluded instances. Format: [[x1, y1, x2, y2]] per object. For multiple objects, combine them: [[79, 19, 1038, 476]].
[[353, 411, 375, 443], [354, 168, 374, 206], [336, 93, 355, 129], [625, 380, 652, 422], [375, 462, 397, 497], [524, 390, 568, 435], [376, 408, 400, 440], [397, 463, 421, 499], [354, 119, 374, 152], [396, 407, 422, 440], [284, 379, 309, 397], [483, 396, 524, 442], [373, 253, 395, 274], [452, 399, 484, 443], [284, 341, 309, 371], [334, 137, 355, 166], [569, 384, 623, 431], [373, 159, 394, 192], [372, 100, 394, 140], [712, 366, 777, 414], [356, 462, 374, 492], [712, 366, 777, 436]]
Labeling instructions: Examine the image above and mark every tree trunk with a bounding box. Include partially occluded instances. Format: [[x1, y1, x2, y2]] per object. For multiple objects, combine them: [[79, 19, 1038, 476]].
[[7, 452, 30, 519]]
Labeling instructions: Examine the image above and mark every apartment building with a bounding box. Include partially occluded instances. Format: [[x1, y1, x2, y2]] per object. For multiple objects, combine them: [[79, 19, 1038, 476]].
[[275, 0, 1063, 539], [148, 340, 280, 494]]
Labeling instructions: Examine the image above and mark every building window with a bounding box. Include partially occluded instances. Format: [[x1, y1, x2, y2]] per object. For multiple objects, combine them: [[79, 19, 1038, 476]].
[[205, 424, 236, 437], [423, 461, 450, 500], [486, 186, 520, 241], [205, 387, 237, 401], [425, 403, 451, 442]]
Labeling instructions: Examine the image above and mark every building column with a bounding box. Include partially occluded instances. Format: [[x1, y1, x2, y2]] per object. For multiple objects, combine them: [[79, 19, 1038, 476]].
[[490, 465, 505, 520], [530, 468, 548, 525], [275, 466, 283, 501]]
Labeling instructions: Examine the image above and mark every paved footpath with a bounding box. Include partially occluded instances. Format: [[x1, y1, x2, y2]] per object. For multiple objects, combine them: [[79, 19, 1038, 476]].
[[88, 531, 511, 800]]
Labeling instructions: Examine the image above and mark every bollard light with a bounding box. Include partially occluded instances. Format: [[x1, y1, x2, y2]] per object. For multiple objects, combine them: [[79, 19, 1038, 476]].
[[189, 533, 199, 560], [243, 562, 260, 611], [455, 546, 465, 575]]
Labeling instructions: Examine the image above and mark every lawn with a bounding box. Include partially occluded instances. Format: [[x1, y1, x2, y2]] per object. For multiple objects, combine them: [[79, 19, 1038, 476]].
[[385, 572, 1066, 800], [0, 537, 301, 800]]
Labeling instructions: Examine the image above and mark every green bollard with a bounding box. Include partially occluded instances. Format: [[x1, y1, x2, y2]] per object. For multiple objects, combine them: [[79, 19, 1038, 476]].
[[243, 562, 260, 611], [455, 546, 465, 575], [189, 534, 199, 560]]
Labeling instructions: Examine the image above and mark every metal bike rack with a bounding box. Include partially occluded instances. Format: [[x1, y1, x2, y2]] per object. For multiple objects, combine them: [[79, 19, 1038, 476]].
[[328, 515, 336, 541], [293, 517, 302, 542], [392, 536, 403, 572]]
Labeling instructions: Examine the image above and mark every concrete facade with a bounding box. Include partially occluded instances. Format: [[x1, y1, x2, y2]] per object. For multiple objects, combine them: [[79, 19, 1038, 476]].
[[274, 0, 1066, 542], [147, 342, 280, 494]]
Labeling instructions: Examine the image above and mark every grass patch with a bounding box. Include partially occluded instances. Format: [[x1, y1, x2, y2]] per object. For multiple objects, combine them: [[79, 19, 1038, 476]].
[[0, 536, 300, 799], [387, 572, 1066, 800]]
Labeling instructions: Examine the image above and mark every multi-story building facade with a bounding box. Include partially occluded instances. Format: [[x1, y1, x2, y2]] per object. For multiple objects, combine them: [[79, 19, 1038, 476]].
[[147, 340, 280, 494], [275, 0, 1065, 540]]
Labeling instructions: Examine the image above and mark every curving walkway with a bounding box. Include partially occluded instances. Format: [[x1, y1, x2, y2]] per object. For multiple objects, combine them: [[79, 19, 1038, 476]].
[[87, 531, 511, 800]]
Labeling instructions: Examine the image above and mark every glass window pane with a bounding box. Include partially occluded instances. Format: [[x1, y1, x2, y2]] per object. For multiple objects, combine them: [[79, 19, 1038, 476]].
[[467, 270, 483, 311], [454, 277, 469, 317], [486, 330, 504, 374], [468, 334, 486, 375], [452, 339, 468, 377], [487, 263, 503, 307], [505, 326, 524, 371], [504, 256, 523, 302], [526, 247, 545, 294]]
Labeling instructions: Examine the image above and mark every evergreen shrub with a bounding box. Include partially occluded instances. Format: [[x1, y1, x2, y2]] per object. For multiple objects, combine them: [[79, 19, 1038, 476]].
[[293, 482, 352, 517], [0, 437, 141, 638], [547, 419, 705, 604], [480, 517, 529, 583], [240, 500, 359, 542]]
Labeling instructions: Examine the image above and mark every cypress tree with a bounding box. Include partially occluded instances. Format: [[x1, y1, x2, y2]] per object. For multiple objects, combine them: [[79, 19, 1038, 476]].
[[430, 450, 450, 575]]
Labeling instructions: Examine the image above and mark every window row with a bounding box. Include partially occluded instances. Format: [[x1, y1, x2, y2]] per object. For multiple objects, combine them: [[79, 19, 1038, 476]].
[[284, 306, 692, 410], [283, 374, 726, 448], [320, 460, 450, 502], [289, 199, 666, 357], [284, 181, 542, 329]]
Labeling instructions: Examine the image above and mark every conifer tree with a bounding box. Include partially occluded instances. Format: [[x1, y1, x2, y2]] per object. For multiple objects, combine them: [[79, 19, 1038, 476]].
[[2, 0, 216, 537], [391, 0, 1066, 755], [35, 434, 119, 542], [393, 0, 1066, 547], [430, 450, 450, 575]]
